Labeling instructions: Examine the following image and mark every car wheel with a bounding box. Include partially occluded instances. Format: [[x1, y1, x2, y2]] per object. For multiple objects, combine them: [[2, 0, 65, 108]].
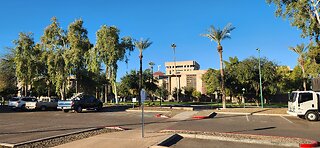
[[20, 105, 26, 111], [40, 106, 46, 111], [75, 106, 82, 113], [63, 109, 69, 113], [305, 111, 319, 121], [96, 104, 103, 112]]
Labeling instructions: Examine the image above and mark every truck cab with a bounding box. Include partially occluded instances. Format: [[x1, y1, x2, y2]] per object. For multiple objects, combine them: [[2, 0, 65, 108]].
[[288, 91, 320, 121]]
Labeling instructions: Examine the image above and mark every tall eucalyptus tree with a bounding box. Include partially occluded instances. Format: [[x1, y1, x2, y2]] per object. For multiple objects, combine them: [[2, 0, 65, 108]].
[[13, 32, 36, 96], [66, 19, 91, 93], [40, 17, 68, 99], [93, 25, 134, 103]]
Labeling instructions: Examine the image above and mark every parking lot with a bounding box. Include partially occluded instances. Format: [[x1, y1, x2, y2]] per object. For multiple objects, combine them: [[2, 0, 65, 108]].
[[0, 105, 319, 147], [167, 113, 320, 141], [0, 106, 163, 144]]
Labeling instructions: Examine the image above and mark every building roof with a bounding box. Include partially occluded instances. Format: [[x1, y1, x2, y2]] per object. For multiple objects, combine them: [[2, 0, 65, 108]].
[[153, 71, 165, 76]]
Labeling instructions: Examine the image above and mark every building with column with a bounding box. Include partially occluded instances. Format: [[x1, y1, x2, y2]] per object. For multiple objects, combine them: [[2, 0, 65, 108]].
[[153, 61, 207, 100]]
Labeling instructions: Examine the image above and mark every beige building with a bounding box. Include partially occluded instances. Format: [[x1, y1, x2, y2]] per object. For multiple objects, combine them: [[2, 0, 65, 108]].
[[165, 61, 200, 75], [154, 61, 207, 100]]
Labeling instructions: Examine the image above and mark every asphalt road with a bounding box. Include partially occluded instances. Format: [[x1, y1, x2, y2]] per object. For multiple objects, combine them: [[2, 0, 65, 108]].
[[166, 113, 320, 141], [0, 106, 164, 144], [0, 105, 319, 147]]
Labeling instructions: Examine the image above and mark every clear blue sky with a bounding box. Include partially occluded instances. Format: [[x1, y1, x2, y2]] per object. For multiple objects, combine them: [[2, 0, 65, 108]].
[[0, 0, 308, 81]]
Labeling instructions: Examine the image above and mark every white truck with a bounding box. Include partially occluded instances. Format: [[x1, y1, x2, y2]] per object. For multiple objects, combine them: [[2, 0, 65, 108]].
[[287, 91, 320, 121], [26, 96, 59, 111]]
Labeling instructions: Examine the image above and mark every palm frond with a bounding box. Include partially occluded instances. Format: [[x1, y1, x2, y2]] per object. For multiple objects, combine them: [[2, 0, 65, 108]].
[[289, 43, 307, 55], [202, 23, 235, 45], [134, 38, 152, 52]]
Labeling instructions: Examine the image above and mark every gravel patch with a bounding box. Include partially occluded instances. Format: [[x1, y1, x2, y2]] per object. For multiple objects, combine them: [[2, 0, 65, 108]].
[[0, 128, 120, 148]]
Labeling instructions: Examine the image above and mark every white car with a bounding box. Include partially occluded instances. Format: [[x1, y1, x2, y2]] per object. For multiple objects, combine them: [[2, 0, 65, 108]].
[[8, 97, 37, 110]]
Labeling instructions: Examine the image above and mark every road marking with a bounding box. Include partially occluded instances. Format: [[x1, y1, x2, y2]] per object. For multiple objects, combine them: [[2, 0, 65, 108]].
[[246, 114, 250, 122], [280, 116, 293, 124]]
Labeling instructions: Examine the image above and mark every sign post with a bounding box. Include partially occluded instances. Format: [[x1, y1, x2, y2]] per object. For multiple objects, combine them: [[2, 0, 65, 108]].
[[132, 98, 137, 108], [140, 89, 147, 138]]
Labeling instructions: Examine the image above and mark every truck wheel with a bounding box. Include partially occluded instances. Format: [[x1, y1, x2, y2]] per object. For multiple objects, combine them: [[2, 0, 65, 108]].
[[305, 111, 319, 121], [75, 106, 82, 113], [63, 109, 69, 113], [40, 106, 46, 111]]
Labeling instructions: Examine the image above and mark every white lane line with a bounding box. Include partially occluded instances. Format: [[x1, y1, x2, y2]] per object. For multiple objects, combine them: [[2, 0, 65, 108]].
[[246, 114, 250, 122], [280, 116, 293, 124]]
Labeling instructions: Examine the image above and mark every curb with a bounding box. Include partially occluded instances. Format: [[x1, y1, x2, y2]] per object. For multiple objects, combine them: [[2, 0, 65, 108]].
[[0, 126, 127, 148], [160, 130, 319, 148], [216, 112, 291, 116], [155, 114, 170, 118], [104, 126, 128, 131], [192, 112, 216, 119], [0, 127, 101, 147], [300, 141, 319, 148], [192, 116, 209, 119], [126, 109, 170, 113]]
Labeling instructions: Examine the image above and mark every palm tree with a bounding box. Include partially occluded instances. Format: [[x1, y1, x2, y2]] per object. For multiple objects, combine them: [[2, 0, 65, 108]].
[[148, 61, 155, 81], [289, 44, 308, 91], [202, 23, 235, 109], [134, 38, 152, 105]]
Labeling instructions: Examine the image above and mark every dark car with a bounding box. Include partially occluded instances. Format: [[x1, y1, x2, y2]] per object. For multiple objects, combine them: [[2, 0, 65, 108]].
[[57, 93, 103, 113]]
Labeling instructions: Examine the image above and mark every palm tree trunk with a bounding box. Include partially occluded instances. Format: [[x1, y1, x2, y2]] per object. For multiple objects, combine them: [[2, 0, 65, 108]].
[[139, 53, 143, 106], [217, 45, 226, 109], [301, 65, 307, 91]]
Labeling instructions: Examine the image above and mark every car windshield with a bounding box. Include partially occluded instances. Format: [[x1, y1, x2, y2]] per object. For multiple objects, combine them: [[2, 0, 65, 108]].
[[289, 92, 297, 102], [9, 98, 19, 101]]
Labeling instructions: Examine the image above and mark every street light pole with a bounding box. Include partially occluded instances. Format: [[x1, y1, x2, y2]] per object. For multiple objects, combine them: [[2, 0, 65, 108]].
[[256, 48, 264, 108], [242, 88, 246, 108], [171, 43, 179, 102]]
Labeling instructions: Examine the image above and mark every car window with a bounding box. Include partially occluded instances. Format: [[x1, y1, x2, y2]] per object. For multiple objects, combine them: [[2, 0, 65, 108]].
[[298, 93, 313, 103], [22, 98, 29, 101], [289, 93, 297, 102], [10, 98, 19, 101]]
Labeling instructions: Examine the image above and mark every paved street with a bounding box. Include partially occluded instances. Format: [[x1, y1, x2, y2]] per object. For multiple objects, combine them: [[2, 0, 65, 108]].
[[0, 106, 165, 144], [0, 106, 319, 147], [166, 113, 320, 141]]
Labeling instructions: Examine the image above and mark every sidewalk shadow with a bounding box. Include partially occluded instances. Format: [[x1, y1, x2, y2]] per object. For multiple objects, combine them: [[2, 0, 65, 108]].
[[227, 126, 276, 133]]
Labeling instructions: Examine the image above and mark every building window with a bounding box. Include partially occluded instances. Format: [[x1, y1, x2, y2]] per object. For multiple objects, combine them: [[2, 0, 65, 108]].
[[186, 74, 197, 88]]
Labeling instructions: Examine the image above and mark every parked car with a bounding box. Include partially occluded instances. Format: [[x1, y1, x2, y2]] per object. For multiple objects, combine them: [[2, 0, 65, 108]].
[[57, 93, 103, 113], [8, 97, 37, 110], [26, 96, 59, 111]]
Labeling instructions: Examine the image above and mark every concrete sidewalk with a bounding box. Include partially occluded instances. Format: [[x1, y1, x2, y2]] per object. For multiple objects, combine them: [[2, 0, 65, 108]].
[[54, 111, 199, 148], [54, 129, 171, 148]]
